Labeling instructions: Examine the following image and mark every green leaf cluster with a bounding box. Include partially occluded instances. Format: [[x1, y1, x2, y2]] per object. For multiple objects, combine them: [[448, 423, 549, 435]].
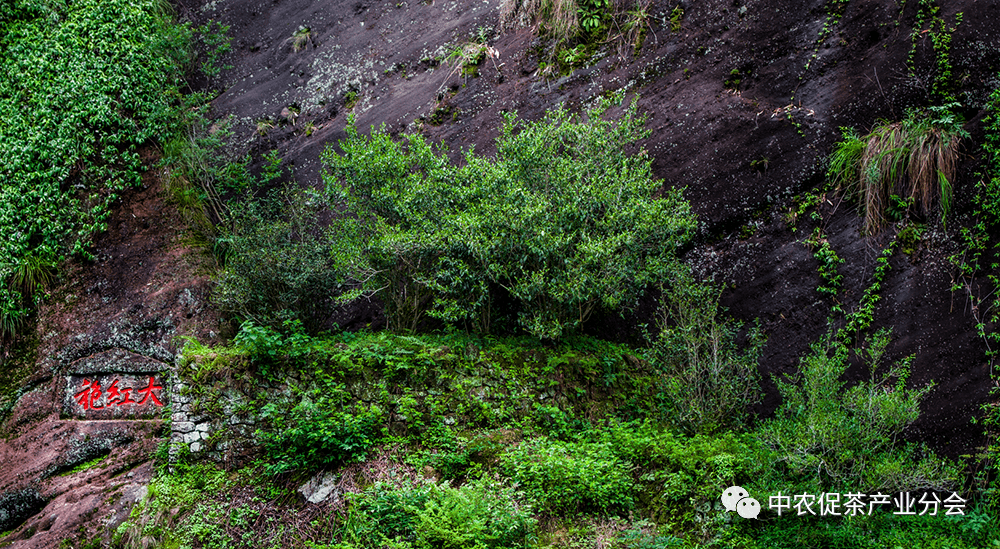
[[503, 437, 635, 515], [336, 477, 536, 549], [322, 93, 695, 339], [0, 0, 191, 334]]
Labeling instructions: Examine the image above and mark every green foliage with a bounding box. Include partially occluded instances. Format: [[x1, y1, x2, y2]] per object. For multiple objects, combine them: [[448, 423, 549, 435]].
[[500, 0, 580, 47], [344, 90, 358, 109], [560, 44, 587, 66], [828, 105, 968, 234], [784, 189, 826, 230], [443, 32, 497, 81], [616, 0, 652, 57], [804, 0, 848, 71], [723, 68, 740, 91], [759, 329, 959, 491], [0, 248, 58, 337], [0, 0, 191, 336], [838, 238, 896, 343], [162, 108, 251, 255], [58, 454, 107, 476], [198, 20, 232, 78], [576, 0, 609, 33], [669, 6, 683, 33], [908, 0, 962, 103], [805, 228, 845, 307], [952, 78, 1000, 510], [504, 436, 635, 515], [897, 222, 925, 255], [950, 81, 1000, 379], [648, 266, 764, 435], [411, 478, 536, 548], [114, 462, 228, 548], [233, 319, 322, 372], [322, 93, 695, 339], [751, 509, 999, 549], [257, 398, 384, 475], [135, 329, 991, 547], [500, 0, 660, 68], [214, 186, 349, 333], [337, 477, 537, 548]]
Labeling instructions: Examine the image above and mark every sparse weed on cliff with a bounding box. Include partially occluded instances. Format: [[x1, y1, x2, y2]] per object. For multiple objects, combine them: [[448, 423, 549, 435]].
[[291, 25, 313, 52], [442, 34, 498, 84], [500, 0, 658, 68]]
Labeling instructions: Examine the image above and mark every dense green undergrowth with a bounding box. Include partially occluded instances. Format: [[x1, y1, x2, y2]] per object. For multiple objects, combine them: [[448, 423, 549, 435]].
[[0, 0, 195, 335], [110, 321, 998, 549]]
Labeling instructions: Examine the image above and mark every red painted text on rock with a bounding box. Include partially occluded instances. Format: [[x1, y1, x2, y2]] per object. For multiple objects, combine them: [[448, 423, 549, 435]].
[[75, 376, 164, 410]]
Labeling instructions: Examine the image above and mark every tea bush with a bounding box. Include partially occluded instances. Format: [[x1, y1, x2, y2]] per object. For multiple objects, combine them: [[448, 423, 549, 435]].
[[758, 329, 961, 491], [647, 265, 765, 435], [214, 188, 348, 333], [322, 92, 695, 339]]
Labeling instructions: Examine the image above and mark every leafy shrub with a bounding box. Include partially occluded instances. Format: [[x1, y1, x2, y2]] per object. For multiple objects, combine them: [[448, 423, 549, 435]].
[[411, 478, 537, 548], [587, 421, 769, 529], [758, 329, 961, 491], [648, 266, 764, 435], [828, 104, 968, 234], [503, 437, 635, 515], [322, 93, 695, 339], [214, 188, 348, 333], [232, 319, 322, 374], [338, 481, 435, 544], [257, 398, 384, 475], [337, 478, 536, 548], [161, 110, 252, 253], [0, 0, 191, 335]]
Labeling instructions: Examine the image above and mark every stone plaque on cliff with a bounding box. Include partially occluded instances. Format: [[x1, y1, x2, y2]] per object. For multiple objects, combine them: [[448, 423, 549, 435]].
[[63, 373, 167, 419]]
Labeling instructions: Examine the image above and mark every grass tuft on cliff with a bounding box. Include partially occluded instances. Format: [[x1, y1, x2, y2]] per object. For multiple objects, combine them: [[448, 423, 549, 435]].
[[828, 104, 967, 235]]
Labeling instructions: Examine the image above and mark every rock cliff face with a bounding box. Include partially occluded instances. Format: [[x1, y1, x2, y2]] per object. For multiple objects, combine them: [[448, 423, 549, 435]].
[[2, 0, 999, 544]]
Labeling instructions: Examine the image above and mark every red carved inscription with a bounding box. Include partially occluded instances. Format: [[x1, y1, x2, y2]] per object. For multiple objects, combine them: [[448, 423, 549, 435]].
[[75, 376, 164, 410]]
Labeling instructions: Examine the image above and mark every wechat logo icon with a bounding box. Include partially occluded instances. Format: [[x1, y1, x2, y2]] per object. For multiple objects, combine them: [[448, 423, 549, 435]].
[[722, 486, 760, 519]]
